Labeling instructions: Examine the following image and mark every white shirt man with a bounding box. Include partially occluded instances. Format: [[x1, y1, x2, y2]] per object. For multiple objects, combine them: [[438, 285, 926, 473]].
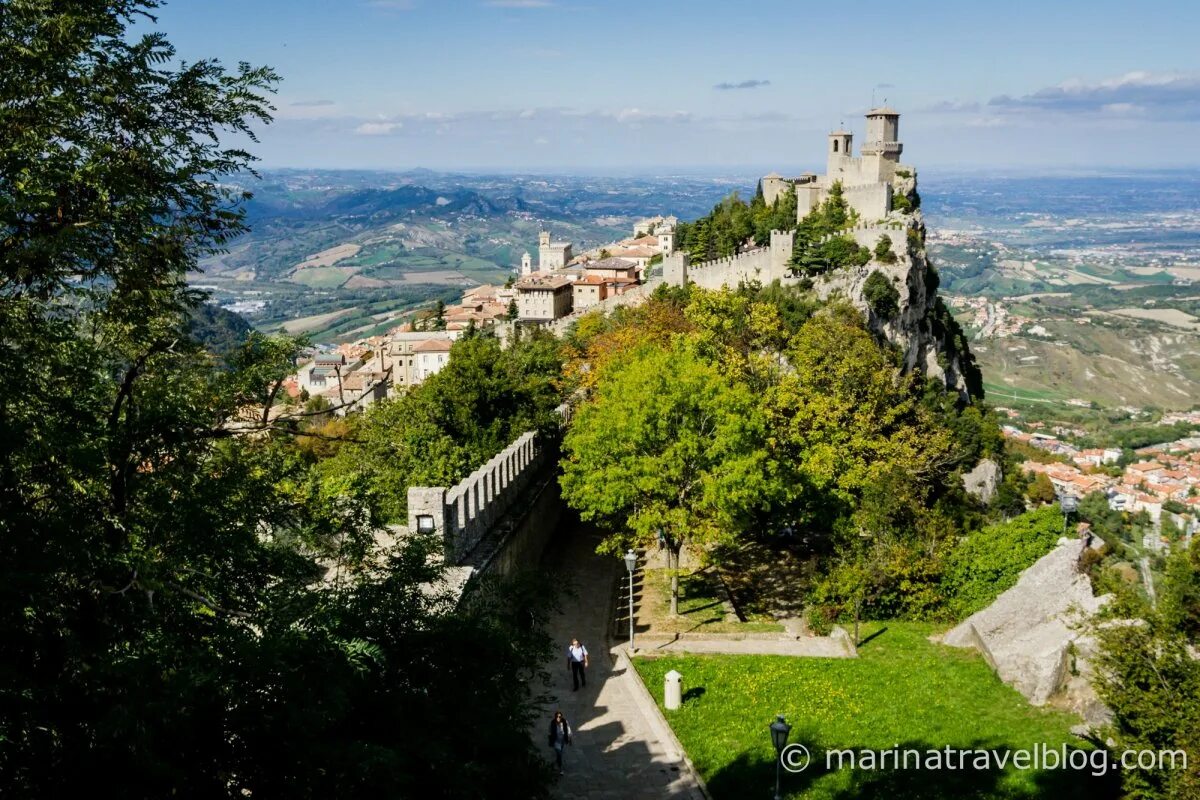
[[566, 639, 589, 690]]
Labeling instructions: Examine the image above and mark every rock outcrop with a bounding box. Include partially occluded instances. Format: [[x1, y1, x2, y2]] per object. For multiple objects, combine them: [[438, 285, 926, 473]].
[[811, 197, 980, 399], [944, 537, 1111, 722], [963, 459, 1003, 503]]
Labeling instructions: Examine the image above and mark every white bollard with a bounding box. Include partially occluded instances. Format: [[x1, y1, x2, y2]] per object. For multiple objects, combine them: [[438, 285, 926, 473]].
[[664, 669, 683, 710]]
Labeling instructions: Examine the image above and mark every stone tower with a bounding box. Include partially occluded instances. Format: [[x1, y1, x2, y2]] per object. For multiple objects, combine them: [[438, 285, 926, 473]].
[[862, 107, 902, 160], [827, 128, 853, 176], [520, 251, 532, 275], [657, 227, 675, 257]]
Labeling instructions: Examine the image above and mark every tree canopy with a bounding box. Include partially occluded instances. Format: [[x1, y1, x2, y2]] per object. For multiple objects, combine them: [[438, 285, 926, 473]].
[[0, 3, 557, 795]]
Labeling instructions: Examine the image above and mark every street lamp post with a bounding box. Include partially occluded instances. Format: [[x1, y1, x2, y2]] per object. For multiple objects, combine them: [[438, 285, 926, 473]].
[[1061, 494, 1079, 536], [769, 714, 792, 800], [623, 549, 637, 652]]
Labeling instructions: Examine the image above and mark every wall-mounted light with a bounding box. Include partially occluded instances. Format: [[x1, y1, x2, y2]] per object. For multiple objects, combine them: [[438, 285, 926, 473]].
[[416, 515, 436, 534]]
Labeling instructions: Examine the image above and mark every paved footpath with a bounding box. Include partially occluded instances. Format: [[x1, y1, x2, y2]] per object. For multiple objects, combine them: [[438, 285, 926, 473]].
[[536, 521, 707, 800]]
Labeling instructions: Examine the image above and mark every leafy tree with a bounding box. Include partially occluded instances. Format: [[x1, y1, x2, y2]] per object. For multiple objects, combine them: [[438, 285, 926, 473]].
[[506, 298, 519, 320], [0, 4, 556, 796], [764, 309, 956, 538], [324, 332, 564, 522], [1093, 539, 1200, 799], [560, 342, 776, 614], [787, 183, 869, 274], [432, 299, 447, 330], [1026, 472, 1058, 505], [560, 290, 695, 392], [941, 506, 1064, 617], [863, 270, 900, 319], [186, 304, 254, 357]]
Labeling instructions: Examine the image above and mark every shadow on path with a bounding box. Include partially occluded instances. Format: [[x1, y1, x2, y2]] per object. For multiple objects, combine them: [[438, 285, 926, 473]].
[[533, 518, 705, 799]]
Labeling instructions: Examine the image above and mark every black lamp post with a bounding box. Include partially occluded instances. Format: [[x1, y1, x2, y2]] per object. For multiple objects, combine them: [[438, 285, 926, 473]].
[[769, 714, 792, 800], [623, 549, 637, 652], [1061, 493, 1078, 535]]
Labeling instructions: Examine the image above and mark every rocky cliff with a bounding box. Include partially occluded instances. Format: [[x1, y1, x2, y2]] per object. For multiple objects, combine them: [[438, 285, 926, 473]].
[[809, 172, 983, 400]]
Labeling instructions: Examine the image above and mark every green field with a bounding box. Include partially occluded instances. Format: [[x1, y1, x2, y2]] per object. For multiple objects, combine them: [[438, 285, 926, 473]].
[[635, 622, 1117, 799], [289, 266, 356, 288]]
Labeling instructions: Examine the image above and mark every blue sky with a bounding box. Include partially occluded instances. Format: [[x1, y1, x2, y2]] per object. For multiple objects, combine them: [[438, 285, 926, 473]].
[[150, 0, 1200, 172]]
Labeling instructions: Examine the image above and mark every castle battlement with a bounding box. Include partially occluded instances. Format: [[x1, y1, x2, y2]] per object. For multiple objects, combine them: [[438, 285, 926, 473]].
[[763, 106, 908, 223]]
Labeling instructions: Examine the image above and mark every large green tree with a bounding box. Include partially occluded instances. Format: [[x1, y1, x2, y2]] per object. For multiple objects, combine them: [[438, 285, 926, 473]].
[[1, 3, 555, 796], [560, 342, 777, 614]]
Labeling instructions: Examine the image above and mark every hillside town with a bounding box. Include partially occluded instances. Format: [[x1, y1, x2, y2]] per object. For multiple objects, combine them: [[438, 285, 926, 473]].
[[267, 215, 676, 415], [1010, 420, 1200, 543]]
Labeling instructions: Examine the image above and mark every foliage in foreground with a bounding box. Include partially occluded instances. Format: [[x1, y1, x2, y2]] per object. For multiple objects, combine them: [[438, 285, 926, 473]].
[[0, 3, 555, 796], [1092, 539, 1200, 800], [939, 505, 1065, 618]]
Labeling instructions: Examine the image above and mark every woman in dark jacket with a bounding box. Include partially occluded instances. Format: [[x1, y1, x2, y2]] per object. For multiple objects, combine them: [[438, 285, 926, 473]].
[[547, 710, 572, 773]]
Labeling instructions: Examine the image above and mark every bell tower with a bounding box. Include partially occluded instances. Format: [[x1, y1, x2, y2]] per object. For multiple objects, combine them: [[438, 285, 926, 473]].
[[827, 128, 853, 176]]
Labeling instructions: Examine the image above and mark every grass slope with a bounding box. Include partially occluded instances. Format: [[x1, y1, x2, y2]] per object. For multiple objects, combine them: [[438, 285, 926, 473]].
[[635, 622, 1119, 800]]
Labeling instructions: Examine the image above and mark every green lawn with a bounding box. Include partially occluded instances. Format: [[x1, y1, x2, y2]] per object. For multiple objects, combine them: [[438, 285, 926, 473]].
[[634, 622, 1120, 799]]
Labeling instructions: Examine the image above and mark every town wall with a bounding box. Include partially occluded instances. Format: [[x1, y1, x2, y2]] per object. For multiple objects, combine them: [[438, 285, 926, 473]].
[[664, 230, 794, 290], [407, 401, 572, 570]]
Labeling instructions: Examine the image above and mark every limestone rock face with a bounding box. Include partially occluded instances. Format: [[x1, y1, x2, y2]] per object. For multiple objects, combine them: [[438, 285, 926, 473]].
[[811, 207, 977, 399], [963, 459, 1002, 503], [944, 537, 1110, 712]]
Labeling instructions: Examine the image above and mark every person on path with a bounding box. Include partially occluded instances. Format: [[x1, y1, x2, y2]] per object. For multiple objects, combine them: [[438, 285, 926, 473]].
[[547, 710, 572, 774], [566, 638, 589, 690]]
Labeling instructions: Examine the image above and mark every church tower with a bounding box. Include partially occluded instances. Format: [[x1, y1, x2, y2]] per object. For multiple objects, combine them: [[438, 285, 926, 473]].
[[520, 251, 532, 275]]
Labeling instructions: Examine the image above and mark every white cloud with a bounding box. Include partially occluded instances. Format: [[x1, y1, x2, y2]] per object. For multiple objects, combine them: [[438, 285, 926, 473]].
[[714, 79, 771, 91], [989, 71, 1200, 120], [355, 121, 404, 135]]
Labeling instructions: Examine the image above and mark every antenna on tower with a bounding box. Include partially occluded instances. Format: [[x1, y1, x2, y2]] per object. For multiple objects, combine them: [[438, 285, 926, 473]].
[[871, 87, 876, 108]]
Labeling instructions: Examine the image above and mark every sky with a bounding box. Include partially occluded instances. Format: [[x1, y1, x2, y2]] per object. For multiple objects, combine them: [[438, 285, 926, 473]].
[[148, 0, 1200, 172]]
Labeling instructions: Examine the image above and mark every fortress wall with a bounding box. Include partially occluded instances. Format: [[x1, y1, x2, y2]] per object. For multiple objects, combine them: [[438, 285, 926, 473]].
[[828, 155, 866, 182], [841, 182, 891, 220], [407, 401, 571, 563], [846, 222, 907, 251], [687, 247, 771, 290]]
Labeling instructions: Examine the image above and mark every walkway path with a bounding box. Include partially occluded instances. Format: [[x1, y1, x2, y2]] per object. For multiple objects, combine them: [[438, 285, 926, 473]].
[[537, 521, 707, 799]]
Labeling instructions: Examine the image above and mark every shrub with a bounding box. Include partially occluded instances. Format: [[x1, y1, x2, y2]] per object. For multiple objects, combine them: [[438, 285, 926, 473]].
[[894, 169, 912, 179], [892, 194, 913, 213], [806, 604, 835, 636], [941, 506, 1065, 618], [874, 234, 897, 264], [906, 227, 922, 251], [863, 270, 900, 319]]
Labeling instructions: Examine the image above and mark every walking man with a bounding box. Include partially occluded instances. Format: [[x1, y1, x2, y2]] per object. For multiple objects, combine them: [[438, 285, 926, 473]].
[[547, 710, 572, 774], [566, 638, 589, 690]]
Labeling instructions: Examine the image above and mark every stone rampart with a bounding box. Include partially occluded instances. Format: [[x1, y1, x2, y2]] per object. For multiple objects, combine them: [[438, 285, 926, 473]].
[[407, 401, 571, 565]]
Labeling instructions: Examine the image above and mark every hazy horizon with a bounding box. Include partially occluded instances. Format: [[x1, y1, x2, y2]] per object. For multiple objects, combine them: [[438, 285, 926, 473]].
[[148, 0, 1200, 171]]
